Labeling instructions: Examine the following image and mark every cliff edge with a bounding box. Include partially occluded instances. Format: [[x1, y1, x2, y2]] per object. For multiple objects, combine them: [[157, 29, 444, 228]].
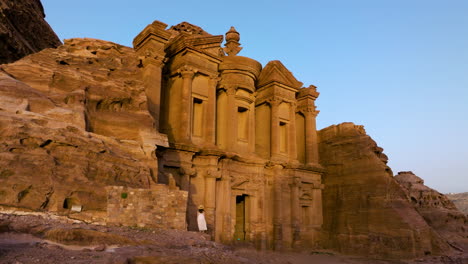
[[318, 122, 451, 258], [0, 0, 61, 64]]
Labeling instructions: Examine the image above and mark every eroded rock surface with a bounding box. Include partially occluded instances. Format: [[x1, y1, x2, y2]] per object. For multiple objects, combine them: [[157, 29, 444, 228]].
[[318, 123, 450, 259], [0, 0, 61, 64], [395, 171, 468, 252], [446, 192, 468, 215], [0, 38, 167, 219]]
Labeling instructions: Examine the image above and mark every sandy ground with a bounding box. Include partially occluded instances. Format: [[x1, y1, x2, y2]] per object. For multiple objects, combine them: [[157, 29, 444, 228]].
[[0, 212, 466, 264]]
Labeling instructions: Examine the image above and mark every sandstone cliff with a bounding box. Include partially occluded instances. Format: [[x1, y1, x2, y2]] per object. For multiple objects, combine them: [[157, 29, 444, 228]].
[[395, 172, 467, 252], [0, 38, 167, 220], [0, 0, 61, 64], [318, 123, 450, 259], [446, 192, 468, 215]]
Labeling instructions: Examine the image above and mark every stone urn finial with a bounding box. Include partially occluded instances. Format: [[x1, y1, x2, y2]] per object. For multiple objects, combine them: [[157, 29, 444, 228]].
[[223, 26, 242, 56]]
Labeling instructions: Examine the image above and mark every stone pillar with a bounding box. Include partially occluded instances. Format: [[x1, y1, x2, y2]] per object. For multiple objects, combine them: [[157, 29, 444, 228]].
[[133, 20, 171, 131], [270, 99, 280, 159], [226, 86, 238, 150], [290, 176, 301, 246], [297, 85, 320, 166], [272, 165, 283, 250], [248, 101, 256, 153], [141, 57, 165, 130], [305, 108, 319, 165], [215, 172, 232, 243], [179, 164, 197, 231], [204, 168, 219, 234], [311, 184, 324, 227], [289, 103, 298, 161], [179, 67, 196, 143], [205, 76, 219, 145]]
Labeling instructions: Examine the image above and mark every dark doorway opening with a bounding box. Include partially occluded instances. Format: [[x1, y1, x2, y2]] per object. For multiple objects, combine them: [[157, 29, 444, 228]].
[[234, 195, 247, 241]]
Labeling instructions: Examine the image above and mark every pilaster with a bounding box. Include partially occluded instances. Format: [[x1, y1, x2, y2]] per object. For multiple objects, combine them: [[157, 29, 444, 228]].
[[133, 21, 171, 131], [270, 98, 281, 160], [297, 85, 320, 166], [179, 67, 196, 143]]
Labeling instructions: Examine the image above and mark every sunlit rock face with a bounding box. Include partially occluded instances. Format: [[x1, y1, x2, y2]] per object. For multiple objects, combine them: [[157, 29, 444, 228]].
[[447, 192, 468, 215], [0, 0, 61, 64], [0, 7, 466, 257], [395, 171, 468, 252], [0, 38, 167, 220], [318, 123, 451, 259]]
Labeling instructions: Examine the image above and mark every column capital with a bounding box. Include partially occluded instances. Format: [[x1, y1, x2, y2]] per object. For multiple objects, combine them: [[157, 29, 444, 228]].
[[224, 85, 237, 96], [290, 176, 301, 187], [206, 168, 222, 179], [209, 74, 221, 82], [297, 106, 319, 117], [178, 66, 197, 79], [268, 97, 282, 107], [179, 166, 197, 177], [141, 53, 166, 68]]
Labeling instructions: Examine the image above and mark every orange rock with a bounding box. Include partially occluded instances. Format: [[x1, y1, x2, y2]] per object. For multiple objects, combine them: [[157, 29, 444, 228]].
[[318, 122, 450, 258], [395, 171, 468, 252], [0, 0, 61, 64]]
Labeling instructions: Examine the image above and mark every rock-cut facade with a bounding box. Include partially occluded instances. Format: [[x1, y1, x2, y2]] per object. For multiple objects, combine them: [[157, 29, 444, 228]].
[[133, 21, 324, 249]]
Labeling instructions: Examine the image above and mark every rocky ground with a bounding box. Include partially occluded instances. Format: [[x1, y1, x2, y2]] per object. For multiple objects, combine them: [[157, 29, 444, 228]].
[[0, 212, 466, 264]]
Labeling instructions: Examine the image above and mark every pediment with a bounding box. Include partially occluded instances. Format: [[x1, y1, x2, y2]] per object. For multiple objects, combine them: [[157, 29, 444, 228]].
[[257, 60, 303, 90]]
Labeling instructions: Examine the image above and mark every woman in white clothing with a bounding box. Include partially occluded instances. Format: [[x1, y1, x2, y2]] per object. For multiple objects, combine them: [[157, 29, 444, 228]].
[[197, 205, 207, 232]]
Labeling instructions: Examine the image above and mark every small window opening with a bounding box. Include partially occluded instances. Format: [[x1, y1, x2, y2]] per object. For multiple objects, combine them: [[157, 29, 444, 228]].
[[302, 206, 310, 226], [192, 98, 204, 137], [279, 121, 288, 153], [237, 107, 249, 140]]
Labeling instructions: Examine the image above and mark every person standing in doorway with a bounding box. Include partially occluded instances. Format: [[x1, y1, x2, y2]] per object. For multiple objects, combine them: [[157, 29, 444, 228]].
[[197, 205, 207, 233]]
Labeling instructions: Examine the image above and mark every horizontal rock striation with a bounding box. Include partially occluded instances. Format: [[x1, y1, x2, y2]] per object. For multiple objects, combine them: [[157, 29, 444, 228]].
[[0, 38, 168, 218], [318, 122, 450, 259]]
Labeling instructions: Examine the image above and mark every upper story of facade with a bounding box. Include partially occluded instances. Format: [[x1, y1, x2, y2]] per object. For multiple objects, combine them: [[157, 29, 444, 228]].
[[133, 21, 321, 168]]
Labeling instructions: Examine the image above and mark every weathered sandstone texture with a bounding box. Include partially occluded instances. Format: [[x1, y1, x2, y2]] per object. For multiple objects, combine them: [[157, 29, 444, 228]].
[[446, 192, 468, 215], [1, 15, 466, 259], [395, 171, 468, 252], [0, 0, 61, 64], [136, 21, 326, 250], [1, 21, 325, 250], [318, 123, 450, 258], [0, 38, 170, 223], [107, 185, 188, 230]]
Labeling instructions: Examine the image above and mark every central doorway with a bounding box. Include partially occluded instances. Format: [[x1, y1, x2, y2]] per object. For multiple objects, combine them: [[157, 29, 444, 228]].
[[234, 194, 247, 241]]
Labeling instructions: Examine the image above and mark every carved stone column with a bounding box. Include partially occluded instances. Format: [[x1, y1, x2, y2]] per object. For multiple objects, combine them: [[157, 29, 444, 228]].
[[204, 168, 220, 235], [215, 170, 232, 243], [289, 102, 298, 161], [272, 165, 283, 250], [270, 98, 281, 159], [205, 76, 219, 146], [179, 67, 196, 143], [133, 20, 171, 131], [179, 165, 197, 231], [141, 56, 165, 130], [304, 108, 319, 165], [226, 85, 237, 150], [297, 85, 320, 166], [290, 176, 301, 246]]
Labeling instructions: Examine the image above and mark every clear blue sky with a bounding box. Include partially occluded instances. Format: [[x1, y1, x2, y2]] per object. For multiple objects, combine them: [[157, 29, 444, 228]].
[[41, 0, 468, 193]]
